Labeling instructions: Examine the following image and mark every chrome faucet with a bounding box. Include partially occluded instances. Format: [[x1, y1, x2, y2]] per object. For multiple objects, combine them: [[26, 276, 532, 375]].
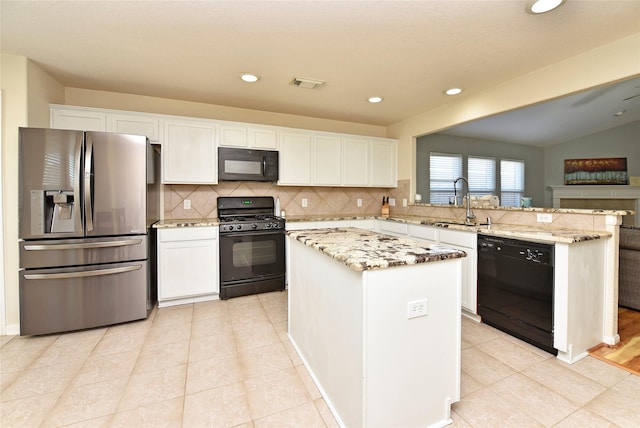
[[454, 177, 476, 224]]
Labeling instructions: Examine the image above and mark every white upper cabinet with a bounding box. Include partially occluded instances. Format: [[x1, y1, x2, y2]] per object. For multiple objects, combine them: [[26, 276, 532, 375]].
[[51, 106, 107, 132], [278, 131, 313, 185], [248, 126, 278, 149], [218, 123, 248, 147], [107, 113, 161, 142], [218, 123, 278, 149], [370, 139, 397, 187], [163, 120, 218, 184], [313, 135, 342, 185], [342, 137, 369, 186]]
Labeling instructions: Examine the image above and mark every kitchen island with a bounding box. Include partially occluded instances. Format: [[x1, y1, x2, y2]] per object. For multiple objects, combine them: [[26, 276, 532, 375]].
[[287, 228, 466, 428]]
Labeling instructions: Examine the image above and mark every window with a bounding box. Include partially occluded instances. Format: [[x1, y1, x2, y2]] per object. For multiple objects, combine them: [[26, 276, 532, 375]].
[[429, 153, 462, 204], [501, 159, 525, 207], [467, 157, 496, 196]]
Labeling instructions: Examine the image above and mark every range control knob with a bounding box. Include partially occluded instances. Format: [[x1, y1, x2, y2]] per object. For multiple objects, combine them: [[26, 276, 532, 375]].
[[228, 226, 234, 231], [237, 225, 242, 230], [252, 223, 258, 229]]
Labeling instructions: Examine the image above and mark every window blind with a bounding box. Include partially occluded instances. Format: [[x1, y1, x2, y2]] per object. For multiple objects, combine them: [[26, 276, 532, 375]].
[[429, 153, 462, 204], [468, 157, 496, 196], [501, 159, 525, 207]]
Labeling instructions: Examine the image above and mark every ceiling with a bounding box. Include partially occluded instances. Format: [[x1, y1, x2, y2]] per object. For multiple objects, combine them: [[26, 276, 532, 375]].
[[1, 1, 639, 142]]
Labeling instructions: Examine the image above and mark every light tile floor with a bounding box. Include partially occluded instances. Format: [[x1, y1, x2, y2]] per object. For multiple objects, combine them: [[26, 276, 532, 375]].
[[1, 291, 638, 427]]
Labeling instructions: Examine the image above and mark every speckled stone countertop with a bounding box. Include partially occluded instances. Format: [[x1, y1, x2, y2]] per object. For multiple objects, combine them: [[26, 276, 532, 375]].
[[287, 227, 466, 272], [286, 215, 607, 244], [153, 219, 219, 228]]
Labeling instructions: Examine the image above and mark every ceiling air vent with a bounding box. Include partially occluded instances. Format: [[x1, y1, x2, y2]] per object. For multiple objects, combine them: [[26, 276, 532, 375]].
[[290, 77, 326, 89]]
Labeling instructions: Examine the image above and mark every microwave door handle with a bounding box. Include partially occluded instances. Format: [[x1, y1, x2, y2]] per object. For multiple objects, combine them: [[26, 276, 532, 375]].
[[84, 135, 94, 232], [262, 156, 266, 177]]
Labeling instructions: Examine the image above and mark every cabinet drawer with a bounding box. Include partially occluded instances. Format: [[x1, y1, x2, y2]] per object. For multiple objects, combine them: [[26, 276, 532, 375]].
[[408, 224, 438, 242], [439, 229, 476, 248], [379, 220, 408, 235], [158, 227, 218, 242]]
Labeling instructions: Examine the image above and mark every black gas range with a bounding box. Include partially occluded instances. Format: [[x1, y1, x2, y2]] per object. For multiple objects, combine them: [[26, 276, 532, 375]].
[[217, 196, 286, 299]]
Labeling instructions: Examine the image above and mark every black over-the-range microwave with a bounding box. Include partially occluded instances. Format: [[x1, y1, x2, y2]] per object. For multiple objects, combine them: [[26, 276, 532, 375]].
[[218, 147, 279, 182]]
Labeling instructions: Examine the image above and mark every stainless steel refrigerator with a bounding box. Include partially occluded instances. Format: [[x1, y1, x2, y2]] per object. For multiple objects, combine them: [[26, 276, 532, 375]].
[[18, 127, 160, 335]]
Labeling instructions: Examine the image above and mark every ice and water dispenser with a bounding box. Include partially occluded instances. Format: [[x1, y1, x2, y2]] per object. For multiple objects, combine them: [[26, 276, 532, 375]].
[[30, 189, 77, 235]]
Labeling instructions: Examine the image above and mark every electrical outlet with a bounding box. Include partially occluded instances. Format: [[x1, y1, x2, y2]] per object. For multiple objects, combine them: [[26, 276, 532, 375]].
[[183, 199, 191, 209], [407, 299, 428, 319], [537, 213, 553, 223], [301, 198, 308, 208], [402, 198, 408, 207], [357, 198, 363, 207], [388, 198, 396, 206]]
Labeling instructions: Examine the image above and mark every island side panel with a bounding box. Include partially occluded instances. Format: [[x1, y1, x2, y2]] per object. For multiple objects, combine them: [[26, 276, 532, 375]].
[[287, 237, 365, 427], [362, 259, 462, 427]]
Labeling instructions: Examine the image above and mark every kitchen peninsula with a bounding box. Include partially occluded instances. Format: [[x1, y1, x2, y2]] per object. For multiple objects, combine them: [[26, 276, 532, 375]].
[[287, 228, 466, 428]]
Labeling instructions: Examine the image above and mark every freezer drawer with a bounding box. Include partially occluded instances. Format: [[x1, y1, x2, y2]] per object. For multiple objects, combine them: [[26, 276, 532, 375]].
[[20, 235, 147, 269], [19, 260, 148, 335]]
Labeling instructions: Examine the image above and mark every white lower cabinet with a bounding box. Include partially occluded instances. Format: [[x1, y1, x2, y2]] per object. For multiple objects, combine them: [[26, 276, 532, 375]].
[[439, 229, 478, 315], [157, 227, 219, 307]]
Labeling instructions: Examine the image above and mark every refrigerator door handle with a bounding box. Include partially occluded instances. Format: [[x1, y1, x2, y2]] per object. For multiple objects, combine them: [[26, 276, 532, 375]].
[[24, 264, 142, 280], [23, 239, 143, 251], [84, 135, 94, 232]]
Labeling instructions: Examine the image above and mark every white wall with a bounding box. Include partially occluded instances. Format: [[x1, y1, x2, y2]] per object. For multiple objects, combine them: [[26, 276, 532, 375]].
[[388, 33, 640, 202], [543, 120, 640, 206]]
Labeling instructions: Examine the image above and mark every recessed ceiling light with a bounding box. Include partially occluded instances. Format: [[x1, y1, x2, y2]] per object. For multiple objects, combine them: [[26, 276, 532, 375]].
[[240, 73, 260, 83], [368, 96, 384, 103], [526, 0, 565, 14], [444, 88, 463, 96], [614, 110, 626, 117]]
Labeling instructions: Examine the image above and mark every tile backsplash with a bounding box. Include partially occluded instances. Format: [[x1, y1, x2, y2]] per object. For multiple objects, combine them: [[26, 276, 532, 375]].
[[164, 180, 408, 219]]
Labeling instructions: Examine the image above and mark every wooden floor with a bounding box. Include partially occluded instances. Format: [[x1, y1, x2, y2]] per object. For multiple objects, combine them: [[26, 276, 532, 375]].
[[589, 307, 640, 375]]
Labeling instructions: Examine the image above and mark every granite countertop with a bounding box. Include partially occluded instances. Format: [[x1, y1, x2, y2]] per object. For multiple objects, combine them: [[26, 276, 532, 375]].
[[286, 214, 608, 244], [153, 219, 219, 228], [287, 227, 466, 272]]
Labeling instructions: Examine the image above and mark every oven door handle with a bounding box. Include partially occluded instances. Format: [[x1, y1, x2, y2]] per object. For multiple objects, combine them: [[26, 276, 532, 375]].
[[220, 229, 285, 238]]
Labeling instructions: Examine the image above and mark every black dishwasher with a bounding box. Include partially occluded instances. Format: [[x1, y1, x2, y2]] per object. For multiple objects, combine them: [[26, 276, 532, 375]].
[[477, 235, 556, 355]]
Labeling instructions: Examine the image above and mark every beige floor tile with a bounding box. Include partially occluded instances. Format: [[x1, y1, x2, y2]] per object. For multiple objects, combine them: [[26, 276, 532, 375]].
[[0, 335, 16, 348], [0, 390, 60, 427], [183, 382, 252, 427], [0, 370, 22, 392], [135, 340, 189, 374], [460, 347, 516, 386], [71, 350, 139, 387], [522, 358, 607, 406], [244, 367, 310, 420], [452, 389, 543, 428], [295, 364, 321, 400], [0, 360, 81, 402], [53, 327, 107, 345], [239, 342, 294, 379], [144, 321, 191, 348], [91, 329, 147, 358], [118, 364, 187, 412], [41, 376, 128, 427], [153, 304, 193, 327], [257, 291, 287, 307], [104, 317, 153, 337], [488, 373, 579, 426], [31, 336, 101, 369], [460, 371, 484, 397], [450, 410, 473, 427], [191, 315, 233, 340], [282, 339, 304, 366], [0, 347, 43, 373], [476, 337, 549, 371], [233, 322, 280, 351], [0, 334, 58, 353], [585, 375, 640, 427], [189, 330, 237, 362], [562, 356, 630, 388], [553, 408, 621, 428], [63, 414, 114, 427], [112, 396, 184, 428], [186, 353, 244, 395], [313, 398, 339, 428], [193, 298, 230, 321], [253, 401, 325, 427], [272, 320, 289, 342], [460, 318, 503, 346]]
